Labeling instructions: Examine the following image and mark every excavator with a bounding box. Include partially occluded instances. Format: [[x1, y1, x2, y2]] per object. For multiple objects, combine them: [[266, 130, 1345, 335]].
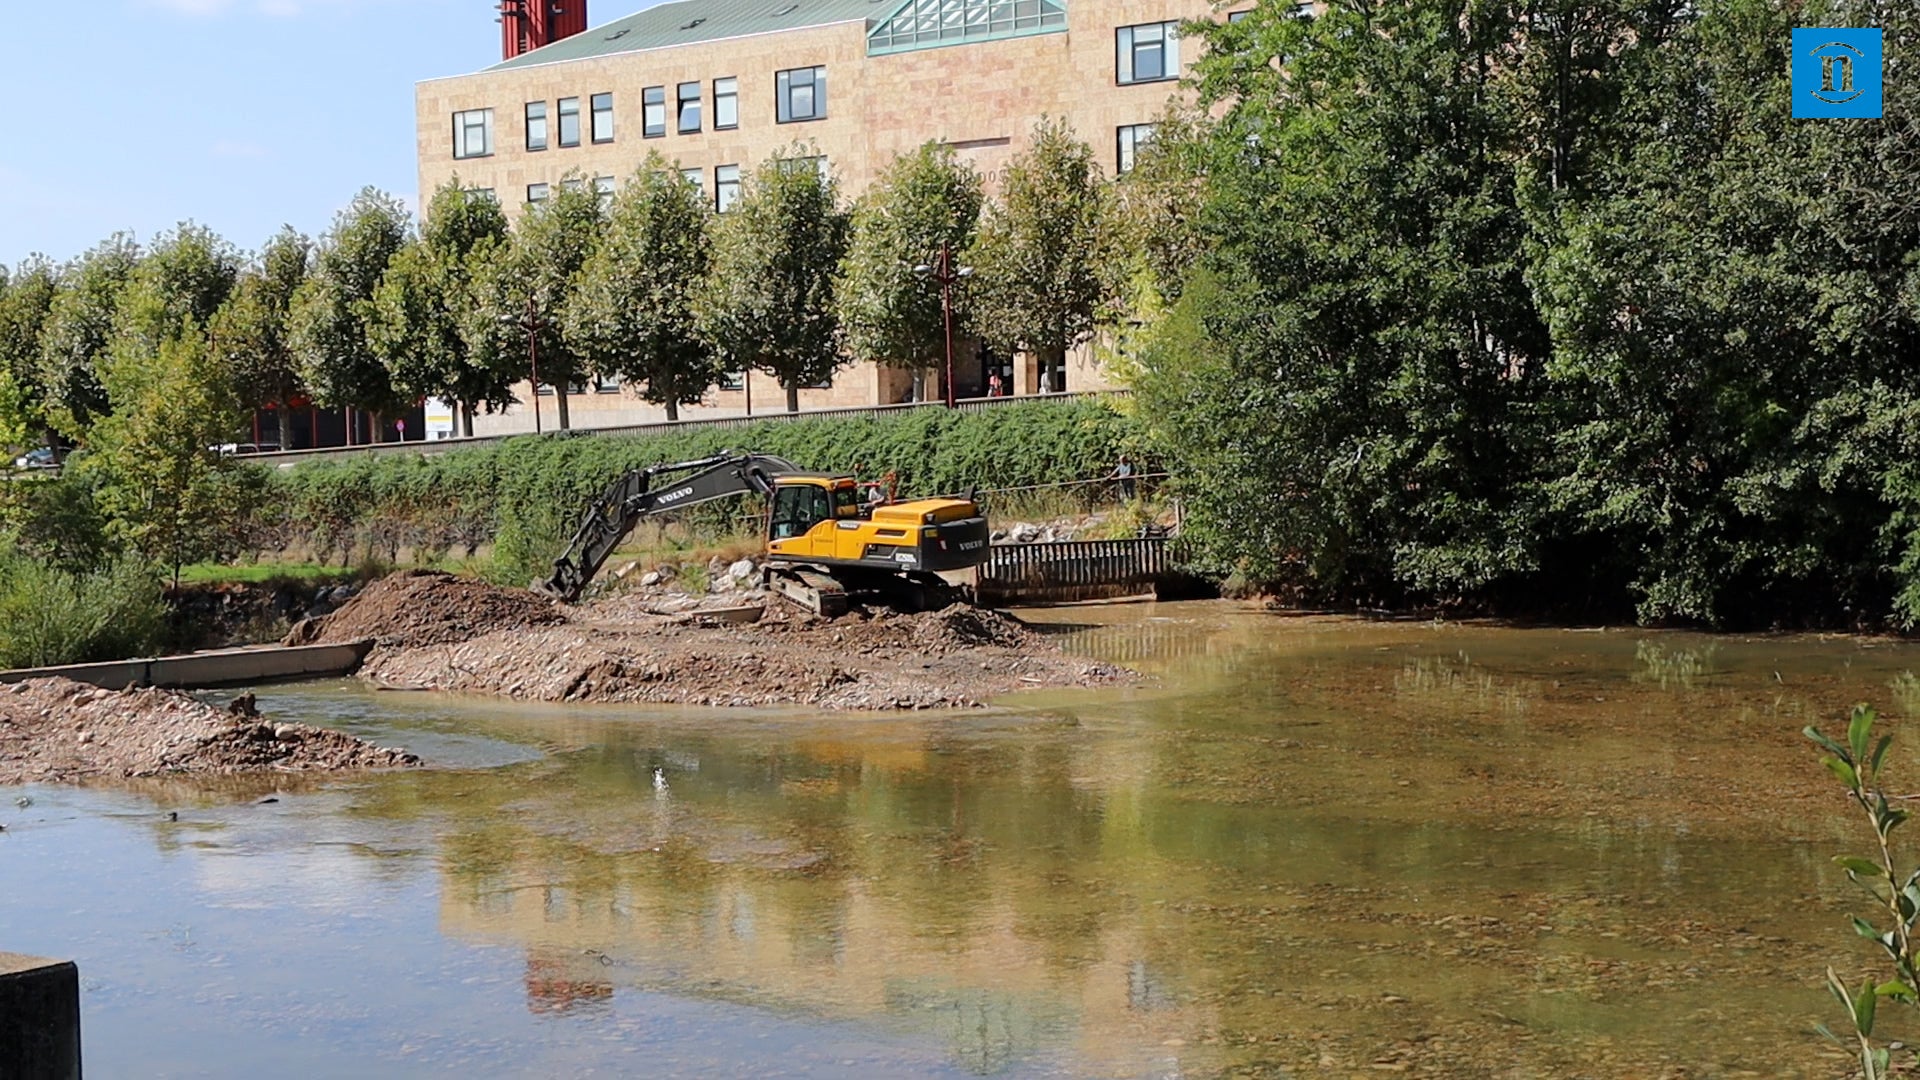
[[534, 452, 990, 616]]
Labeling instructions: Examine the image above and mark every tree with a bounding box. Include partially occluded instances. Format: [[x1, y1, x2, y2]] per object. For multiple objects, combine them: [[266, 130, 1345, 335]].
[[0, 256, 58, 443], [566, 156, 719, 421], [117, 222, 240, 350], [289, 188, 411, 441], [81, 298, 248, 587], [836, 142, 983, 400], [467, 176, 603, 430], [699, 150, 850, 413], [39, 233, 141, 437], [967, 118, 1103, 394], [368, 182, 511, 435], [209, 226, 311, 450]]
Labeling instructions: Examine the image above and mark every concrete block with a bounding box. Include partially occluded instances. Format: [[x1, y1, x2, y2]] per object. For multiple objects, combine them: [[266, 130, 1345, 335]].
[[0, 952, 81, 1080]]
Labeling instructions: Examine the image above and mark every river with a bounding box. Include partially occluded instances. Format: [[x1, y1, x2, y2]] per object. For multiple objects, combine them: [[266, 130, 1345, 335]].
[[5, 603, 1914, 1077]]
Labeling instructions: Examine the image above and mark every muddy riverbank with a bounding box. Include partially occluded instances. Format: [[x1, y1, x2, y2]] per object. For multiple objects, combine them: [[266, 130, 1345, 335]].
[[295, 570, 1128, 708], [0, 677, 421, 784]]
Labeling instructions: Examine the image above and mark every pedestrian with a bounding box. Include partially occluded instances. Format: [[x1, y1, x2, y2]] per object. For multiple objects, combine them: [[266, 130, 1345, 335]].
[[395, 418, 406, 442], [1109, 454, 1137, 501], [987, 371, 1004, 397]]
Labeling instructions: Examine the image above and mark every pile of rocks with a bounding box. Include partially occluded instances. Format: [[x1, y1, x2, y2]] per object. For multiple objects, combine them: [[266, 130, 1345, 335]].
[[0, 677, 421, 784]]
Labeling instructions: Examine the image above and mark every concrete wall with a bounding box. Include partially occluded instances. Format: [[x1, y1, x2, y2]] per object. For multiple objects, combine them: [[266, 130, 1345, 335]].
[[0, 953, 81, 1080], [417, 0, 1217, 435], [0, 641, 373, 692]]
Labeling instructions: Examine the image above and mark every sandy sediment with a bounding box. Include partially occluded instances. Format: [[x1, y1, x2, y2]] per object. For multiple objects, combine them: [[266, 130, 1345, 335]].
[[0, 677, 421, 785], [300, 570, 1127, 709]]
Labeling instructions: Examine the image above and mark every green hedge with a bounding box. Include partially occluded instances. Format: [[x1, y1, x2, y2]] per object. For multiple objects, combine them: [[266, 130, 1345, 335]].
[[256, 398, 1141, 583]]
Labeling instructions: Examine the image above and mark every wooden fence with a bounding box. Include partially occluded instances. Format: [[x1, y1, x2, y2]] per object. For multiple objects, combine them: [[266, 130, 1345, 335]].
[[976, 537, 1177, 605]]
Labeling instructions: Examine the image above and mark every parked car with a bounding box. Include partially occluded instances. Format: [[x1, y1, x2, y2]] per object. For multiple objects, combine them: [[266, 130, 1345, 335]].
[[13, 446, 67, 471], [210, 442, 283, 456]]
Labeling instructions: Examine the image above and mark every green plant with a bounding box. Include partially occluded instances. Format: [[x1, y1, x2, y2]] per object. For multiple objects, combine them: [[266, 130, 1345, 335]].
[[1808, 706, 1920, 1079], [0, 549, 166, 667]]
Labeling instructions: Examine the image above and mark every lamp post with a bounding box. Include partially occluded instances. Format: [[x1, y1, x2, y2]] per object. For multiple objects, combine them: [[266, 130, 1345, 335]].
[[498, 296, 545, 434], [913, 243, 972, 408]]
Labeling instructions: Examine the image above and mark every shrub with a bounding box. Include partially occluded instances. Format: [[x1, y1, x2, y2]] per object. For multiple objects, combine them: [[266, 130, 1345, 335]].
[[0, 551, 167, 667]]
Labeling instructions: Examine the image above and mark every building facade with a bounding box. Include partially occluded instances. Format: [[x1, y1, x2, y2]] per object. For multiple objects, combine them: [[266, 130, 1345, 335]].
[[418, 0, 1222, 436]]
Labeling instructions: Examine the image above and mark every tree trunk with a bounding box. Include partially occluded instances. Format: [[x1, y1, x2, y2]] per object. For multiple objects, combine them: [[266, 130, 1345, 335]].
[[785, 380, 800, 414], [665, 397, 679, 422], [556, 386, 571, 430], [276, 403, 293, 451], [462, 403, 475, 438]]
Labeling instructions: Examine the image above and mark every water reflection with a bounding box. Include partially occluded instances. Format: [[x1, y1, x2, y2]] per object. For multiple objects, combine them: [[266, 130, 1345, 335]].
[[13, 606, 1920, 1076]]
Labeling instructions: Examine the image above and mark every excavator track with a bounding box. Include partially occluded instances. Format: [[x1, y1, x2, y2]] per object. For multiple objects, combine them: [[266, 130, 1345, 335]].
[[766, 566, 850, 617]]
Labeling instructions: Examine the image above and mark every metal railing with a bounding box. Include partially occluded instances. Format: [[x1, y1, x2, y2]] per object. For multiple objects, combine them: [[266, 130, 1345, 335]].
[[240, 389, 1131, 468], [976, 537, 1173, 605]]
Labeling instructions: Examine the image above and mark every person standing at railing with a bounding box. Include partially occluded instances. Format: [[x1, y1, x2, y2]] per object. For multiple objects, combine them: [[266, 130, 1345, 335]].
[[1107, 454, 1137, 501], [987, 371, 1004, 397]]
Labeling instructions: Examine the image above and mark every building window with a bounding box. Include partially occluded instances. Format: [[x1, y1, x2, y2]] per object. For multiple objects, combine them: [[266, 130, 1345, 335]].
[[566, 378, 588, 395], [557, 97, 580, 147], [1227, 8, 1250, 21], [720, 371, 746, 391], [677, 82, 702, 134], [642, 86, 666, 138], [714, 77, 739, 129], [778, 155, 828, 179], [680, 167, 704, 193], [594, 175, 615, 208], [593, 373, 622, 393], [527, 182, 551, 204], [525, 101, 548, 150], [561, 177, 585, 192], [468, 187, 497, 203], [591, 92, 614, 143], [866, 0, 1067, 54], [775, 66, 826, 123], [1116, 22, 1180, 84], [715, 164, 741, 212], [1117, 123, 1156, 173], [452, 109, 492, 159]]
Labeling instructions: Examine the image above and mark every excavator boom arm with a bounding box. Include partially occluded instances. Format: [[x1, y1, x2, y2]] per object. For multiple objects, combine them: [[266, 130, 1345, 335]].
[[536, 452, 800, 601]]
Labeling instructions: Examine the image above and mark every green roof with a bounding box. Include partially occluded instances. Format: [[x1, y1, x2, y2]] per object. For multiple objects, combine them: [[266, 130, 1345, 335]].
[[489, 0, 883, 71]]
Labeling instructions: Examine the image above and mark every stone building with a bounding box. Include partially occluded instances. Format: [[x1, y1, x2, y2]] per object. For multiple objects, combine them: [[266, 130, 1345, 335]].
[[417, 0, 1224, 435]]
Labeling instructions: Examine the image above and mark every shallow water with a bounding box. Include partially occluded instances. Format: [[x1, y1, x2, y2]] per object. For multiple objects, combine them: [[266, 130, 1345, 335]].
[[7, 604, 1920, 1077]]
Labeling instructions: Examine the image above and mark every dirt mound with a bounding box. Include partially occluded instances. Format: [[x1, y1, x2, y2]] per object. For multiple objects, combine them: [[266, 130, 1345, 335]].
[[359, 599, 1126, 710], [0, 678, 421, 784], [288, 569, 563, 649]]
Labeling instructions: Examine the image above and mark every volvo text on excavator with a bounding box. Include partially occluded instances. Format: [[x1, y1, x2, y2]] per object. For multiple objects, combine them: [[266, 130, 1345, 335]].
[[534, 452, 990, 616]]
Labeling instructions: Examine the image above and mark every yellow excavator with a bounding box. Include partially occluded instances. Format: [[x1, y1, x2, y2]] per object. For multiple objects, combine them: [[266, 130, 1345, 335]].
[[534, 452, 989, 616]]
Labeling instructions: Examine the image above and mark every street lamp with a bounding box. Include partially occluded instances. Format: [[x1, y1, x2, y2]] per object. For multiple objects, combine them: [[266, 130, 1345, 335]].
[[497, 296, 546, 434], [913, 243, 972, 408]]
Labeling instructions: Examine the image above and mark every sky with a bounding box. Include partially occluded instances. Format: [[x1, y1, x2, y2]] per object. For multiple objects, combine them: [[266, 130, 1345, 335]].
[[0, 0, 663, 269]]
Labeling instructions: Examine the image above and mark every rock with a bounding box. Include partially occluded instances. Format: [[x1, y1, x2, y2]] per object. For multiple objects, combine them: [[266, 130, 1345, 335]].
[[273, 724, 302, 743], [1009, 523, 1042, 543], [728, 558, 756, 580], [77, 731, 93, 745], [228, 691, 259, 717], [612, 561, 640, 580], [709, 575, 737, 594], [640, 570, 662, 587]]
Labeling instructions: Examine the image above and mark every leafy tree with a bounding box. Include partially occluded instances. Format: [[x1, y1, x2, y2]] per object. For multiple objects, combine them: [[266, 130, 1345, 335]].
[[289, 188, 411, 440], [209, 226, 311, 450], [699, 150, 850, 413], [566, 156, 718, 421], [836, 142, 983, 400], [1136, 0, 1557, 600], [368, 182, 511, 435], [467, 176, 603, 430], [39, 233, 141, 436], [0, 256, 58, 443], [967, 118, 1103, 394], [117, 222, 239, 351], [81, 305, 248, 587]]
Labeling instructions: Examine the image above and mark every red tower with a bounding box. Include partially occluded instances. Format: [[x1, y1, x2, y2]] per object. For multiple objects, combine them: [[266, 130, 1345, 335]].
[[499, 1, 588, 62]]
